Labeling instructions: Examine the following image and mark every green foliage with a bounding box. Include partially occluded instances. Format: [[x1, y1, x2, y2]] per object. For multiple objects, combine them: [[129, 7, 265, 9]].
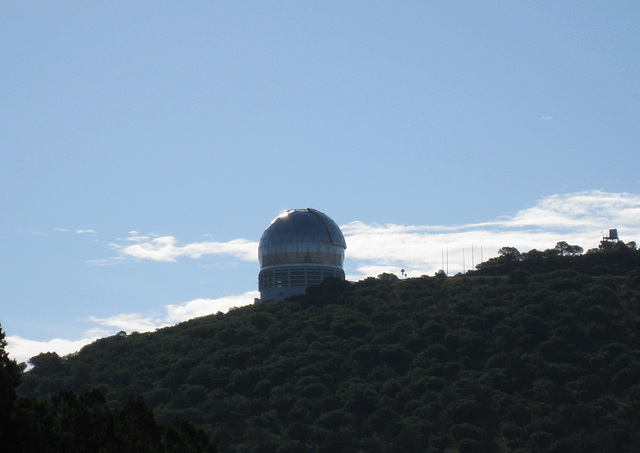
[[0, 323, 216, 451], [6, 389, 217, 451], [17, 252, 640, 452], [476, 240, 640, 276]]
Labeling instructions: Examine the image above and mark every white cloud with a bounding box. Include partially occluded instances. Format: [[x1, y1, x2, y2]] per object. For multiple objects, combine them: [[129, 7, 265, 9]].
[[76, 229, 97, 234], [6, 291, 259, 364], [58, 228, 96, 234], [113, 234, 258, 263], [343, 191, 640, 279], [165, 291, 259, 324], [125, 235, 151, 242], [85, 290, 259, 333], [6, 335, 99, 365], [88, 313, 162, 333], [86, 256, 127, 266], [10, 190, 640, 364], [504, 191, 640, 229]]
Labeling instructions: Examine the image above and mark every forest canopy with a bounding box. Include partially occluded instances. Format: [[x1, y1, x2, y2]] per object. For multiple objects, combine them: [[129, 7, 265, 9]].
[[15, 239, 640, 452]]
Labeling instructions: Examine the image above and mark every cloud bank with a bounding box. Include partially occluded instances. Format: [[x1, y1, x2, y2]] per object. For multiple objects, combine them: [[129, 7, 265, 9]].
[[343, 191, 640, 279], [109, 191, 640, 276], [87, 291, 259, 332], [113, 234, 257, 262], [7, 291, 259, 364], [9, 190, 640, 363], [5, 336, 100, 366]]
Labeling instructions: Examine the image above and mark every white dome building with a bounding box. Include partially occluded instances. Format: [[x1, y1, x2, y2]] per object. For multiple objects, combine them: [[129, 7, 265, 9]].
[[257, 208, 347, 302]]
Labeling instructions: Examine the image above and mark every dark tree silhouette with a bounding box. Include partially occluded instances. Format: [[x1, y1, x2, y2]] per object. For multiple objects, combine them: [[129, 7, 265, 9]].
[[0, 324, 20, 444]]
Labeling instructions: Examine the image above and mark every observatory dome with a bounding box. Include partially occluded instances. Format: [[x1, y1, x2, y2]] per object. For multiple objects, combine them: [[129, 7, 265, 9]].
[[257, 208, 346, 302]]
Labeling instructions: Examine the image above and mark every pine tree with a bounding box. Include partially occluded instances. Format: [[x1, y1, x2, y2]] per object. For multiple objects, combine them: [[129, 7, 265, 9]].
[[0, 324, 21, 444]]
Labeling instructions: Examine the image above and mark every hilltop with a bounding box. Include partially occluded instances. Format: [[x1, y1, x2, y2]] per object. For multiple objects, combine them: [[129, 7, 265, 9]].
[[18, 241, 640, 452]]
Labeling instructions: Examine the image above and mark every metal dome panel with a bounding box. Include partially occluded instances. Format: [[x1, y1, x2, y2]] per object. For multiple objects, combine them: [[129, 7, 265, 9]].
[[258, 208, 346, 268]]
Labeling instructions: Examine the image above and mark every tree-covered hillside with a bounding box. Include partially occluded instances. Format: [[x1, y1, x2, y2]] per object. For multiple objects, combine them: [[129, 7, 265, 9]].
[[0, 325, 217, 452], [19, 244, 640, 452]]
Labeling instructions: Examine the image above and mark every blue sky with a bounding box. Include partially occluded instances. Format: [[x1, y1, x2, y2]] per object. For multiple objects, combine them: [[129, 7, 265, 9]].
[[2, 2, 640, 363]]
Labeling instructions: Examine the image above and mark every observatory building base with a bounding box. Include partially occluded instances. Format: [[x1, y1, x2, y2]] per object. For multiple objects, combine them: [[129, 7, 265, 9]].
[[257, 264, 345, 303]]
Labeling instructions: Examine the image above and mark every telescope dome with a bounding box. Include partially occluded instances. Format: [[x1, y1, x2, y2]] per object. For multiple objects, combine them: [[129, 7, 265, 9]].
[[257, 208, 346, 302]]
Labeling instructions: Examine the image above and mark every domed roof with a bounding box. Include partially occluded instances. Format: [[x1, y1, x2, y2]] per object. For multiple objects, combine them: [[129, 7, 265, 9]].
[[258, 208, 346, 268]]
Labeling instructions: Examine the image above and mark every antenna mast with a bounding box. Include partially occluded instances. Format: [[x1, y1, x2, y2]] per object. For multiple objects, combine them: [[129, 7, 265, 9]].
[[471, 243, 475, 270], [462, 248, 465, 273]]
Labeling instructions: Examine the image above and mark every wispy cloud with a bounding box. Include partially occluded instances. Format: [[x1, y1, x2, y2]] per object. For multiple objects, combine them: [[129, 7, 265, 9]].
[[86, 257, 128, 266], [165, 292, 259, 323], [5, 335, 100, 365], [88, 313, 162, 333], [76, 229, 97, 234], [541, 115, 553, 120], [106, 191, 640, 277], [86, 291, 259, 332], [6, 291, 259, 364], [36, 227, 96, 235], [112, 233, 258, 263], [343, 191, 640, 278]]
